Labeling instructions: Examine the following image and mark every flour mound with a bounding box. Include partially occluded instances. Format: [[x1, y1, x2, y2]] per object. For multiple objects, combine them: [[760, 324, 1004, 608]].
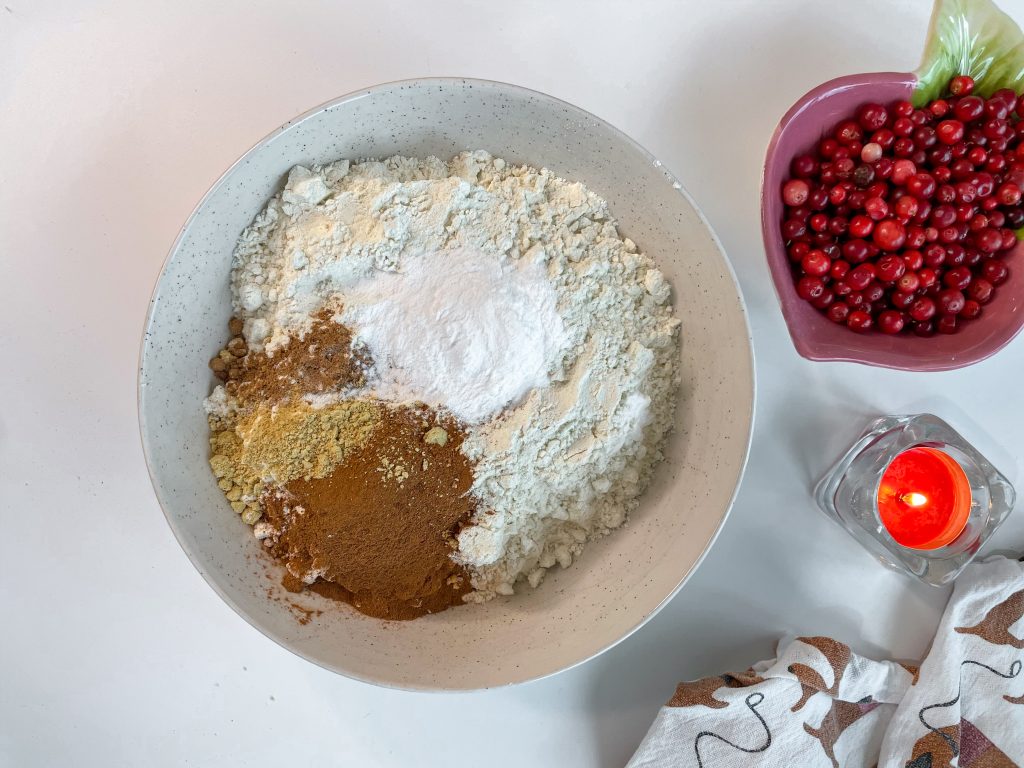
[[229, 151, 681, 601]]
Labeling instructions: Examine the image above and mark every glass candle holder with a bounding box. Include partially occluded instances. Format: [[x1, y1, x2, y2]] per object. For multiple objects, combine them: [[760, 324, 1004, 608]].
[[814, 414, 1015, 586]]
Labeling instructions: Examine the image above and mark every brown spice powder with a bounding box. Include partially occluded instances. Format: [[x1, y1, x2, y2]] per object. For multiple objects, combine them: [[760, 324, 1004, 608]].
[[263, 405, 475, 620], [223, 310, 369, 404]]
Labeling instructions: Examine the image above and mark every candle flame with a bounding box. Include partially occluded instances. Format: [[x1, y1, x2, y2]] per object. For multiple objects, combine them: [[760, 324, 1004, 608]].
[[901, 492, 929, 508]]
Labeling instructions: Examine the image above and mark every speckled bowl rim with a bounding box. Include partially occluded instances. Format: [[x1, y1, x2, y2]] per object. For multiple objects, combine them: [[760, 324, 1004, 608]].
[[137, 77, 756, 689]]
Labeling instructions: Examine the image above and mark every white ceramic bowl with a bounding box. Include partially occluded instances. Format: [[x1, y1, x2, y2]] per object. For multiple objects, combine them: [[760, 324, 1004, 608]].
[[139, 79, 754, 690]]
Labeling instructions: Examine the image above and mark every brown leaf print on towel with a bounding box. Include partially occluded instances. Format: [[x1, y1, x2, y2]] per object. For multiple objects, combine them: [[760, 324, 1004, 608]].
[[788, 636, 852, 712], [954, 589, 1024, 649], [804, 696, 881, 768], [905, 659, 1022, 768], [905, 720, 1015, 768], [668, 669, 765, 709], [899, 662, 922, 686]]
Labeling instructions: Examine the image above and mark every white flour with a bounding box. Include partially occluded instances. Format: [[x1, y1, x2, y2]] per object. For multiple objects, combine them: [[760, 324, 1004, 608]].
[[228, 151, 681, 600]]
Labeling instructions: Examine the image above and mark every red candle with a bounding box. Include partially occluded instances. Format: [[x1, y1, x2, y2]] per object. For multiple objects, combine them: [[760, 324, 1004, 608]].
[[878, 446, 971, 550]]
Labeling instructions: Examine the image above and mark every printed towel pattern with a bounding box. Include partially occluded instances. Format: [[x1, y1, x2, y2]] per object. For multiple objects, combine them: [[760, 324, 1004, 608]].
[[627, 557, 1024, 768]]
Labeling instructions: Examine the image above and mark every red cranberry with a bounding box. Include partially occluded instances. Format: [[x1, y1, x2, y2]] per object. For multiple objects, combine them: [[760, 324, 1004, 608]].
[[863, 281, 886, 303], [827, 303, 851, 324], [878, 310, 905, 334], [924, 243, 947, 267], [918, 268, 938, 289], [913, 320, 936, 337], [954, 96, 985, 122], [873, 220, 907, 251], [897, 271, 921, 293], [864, 197, 889, 220], [796, 276, 826, 301], [906, 173, 937, 199], [847, 263, 876, 290], [975, 228, 1003, 252], [802, 250, 831, 277], [876, 254, 905, 282], [903, 250, 924, 271], [791, 154, 818, 178], [782, 219, 807, 240], [1001, 228, 1018, 251], [961, 299, 983, 320], [938, 288, 966, 315], [842, 239, 872, 263], [849, 215, 874, 238], [894, 137, 916, 157], [968, 277, 995, 303], [981, 258, 1009, 285], [857, 103, 889, 131], [836, 120, 864, 144], [830, 260, 850, 279], [811, 289, 835, 309], [847, 310, 873, 333], [936, 119, 965, 145], [890, 289, 917, 309], [937, 314, 961, 334], [782, 179, 806, 205], [930, 99, 951, 118], [943, 266, 973, 290], [909, 296, 937, 322], [950, 75, 975, 96], [891, 159, 917, 185]]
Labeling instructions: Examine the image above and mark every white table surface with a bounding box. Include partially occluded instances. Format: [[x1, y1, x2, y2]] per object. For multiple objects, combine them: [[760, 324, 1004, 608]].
[[4, 0, 1024, 764]]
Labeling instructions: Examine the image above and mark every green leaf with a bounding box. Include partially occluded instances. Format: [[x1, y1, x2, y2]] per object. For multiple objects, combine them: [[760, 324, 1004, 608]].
[[913, 0, 1024, 105]]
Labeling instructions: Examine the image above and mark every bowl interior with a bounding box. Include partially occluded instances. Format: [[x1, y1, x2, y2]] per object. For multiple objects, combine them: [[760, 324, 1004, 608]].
[[140, 79, 754, 690], [762, 72, 1024, 371]]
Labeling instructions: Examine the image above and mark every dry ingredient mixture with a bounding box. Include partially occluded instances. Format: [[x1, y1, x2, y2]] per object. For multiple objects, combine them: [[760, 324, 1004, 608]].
[[206, 150, 681, 618]]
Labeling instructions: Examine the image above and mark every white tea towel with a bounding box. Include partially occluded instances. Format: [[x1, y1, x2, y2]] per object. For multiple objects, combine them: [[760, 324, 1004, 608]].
[[628, 557, 1024, 767]]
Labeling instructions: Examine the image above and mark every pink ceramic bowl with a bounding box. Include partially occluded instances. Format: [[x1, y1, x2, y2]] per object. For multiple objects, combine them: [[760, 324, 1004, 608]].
[[762, 72, 1024, 371]]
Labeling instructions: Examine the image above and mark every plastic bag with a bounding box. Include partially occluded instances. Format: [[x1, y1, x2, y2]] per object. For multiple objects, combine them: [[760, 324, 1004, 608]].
[[914, 0, 1024, 105]]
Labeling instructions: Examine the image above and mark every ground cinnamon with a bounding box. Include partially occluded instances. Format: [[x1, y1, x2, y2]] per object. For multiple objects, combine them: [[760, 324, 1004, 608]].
[[209, 314, 477, 621], [262, 405, 475, 620]]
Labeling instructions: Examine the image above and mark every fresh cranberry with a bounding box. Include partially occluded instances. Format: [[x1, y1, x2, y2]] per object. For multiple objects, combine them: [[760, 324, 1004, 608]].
[[830, 260, 851, 280], [903, 250, 924, 271], [930, 99, 950, 118], [862, 281, 886, 303], [864, 197, 889, 220], [849, 215, 874, 238], [918, 268, 938, 289], [873, 220, 907, 251], [796, 276, 826, 301], [890, 289, 917, 309], [950, 75, 975, 96], [937, 314, 961, 334], [896, 271, 921, 293], [906, 173, 937, 199], [847, 263, 877, 290], [954, 96, 985, 122], [938, 288, 966, 315], [975, 228, 1003, 252], [811, 289, 835, 310], [861, 142, 883, 163], [782, 219, 807, 240], [913, 320, 936, 337], [943, 266, 973, 290], [876, 254, 905, 282], [961, 299, 983, 320], [877, 310, 905, 334], [836, 120, 864, 144], [891, 159, 917, 185], [1001, 228, 1018, 250], [894, 137, 916, 157], [802, 250, 831, 277], [782, 179, 806, 205], [827, 303, 851, 324], [923, 243, 947, 267], [842, 239, 872, 264], [847, 310, 873, 333], [968, 277, 995, 303], [936, 119, 965, 145], [909, 296, 937, 322], [791, 154, 818, 178], [857, 103, 889, 131], [981, 258, 1009, 285]]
